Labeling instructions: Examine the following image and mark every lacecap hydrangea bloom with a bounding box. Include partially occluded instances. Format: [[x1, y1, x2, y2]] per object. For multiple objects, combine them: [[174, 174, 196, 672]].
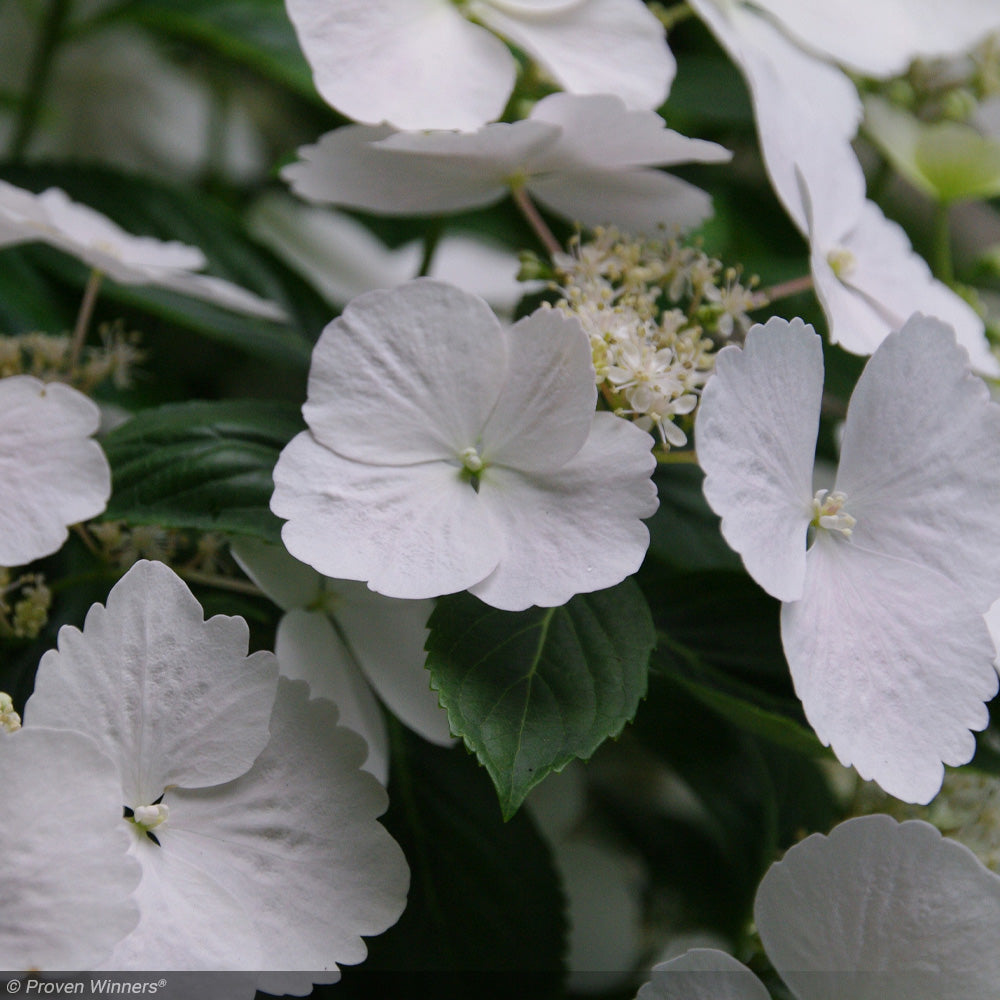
[[271, 279, 658, 612], [696, 314, 1000, 803], [639, 814, 1000, 1000], [282, 93, 730, 235], [0, 374, 111, 567], [15, 560, 409, 986], [283, 0, 674, 131]]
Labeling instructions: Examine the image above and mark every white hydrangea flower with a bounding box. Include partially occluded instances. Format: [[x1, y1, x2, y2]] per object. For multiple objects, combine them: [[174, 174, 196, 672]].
[[0, 180, 285, 320], [230, 535, 453, 785], [21, 560, 409, 984], [247, 193, 537, 315], [0, 374, 111, 567], [282, 93, 731, 234], [0, 727, 141, 970], [271, 279, 658, 612], [638, 815, 1000, 1000], [689, 0, 999, 375], [696, 314, 1000, 803], [284, 0, 674, 131]]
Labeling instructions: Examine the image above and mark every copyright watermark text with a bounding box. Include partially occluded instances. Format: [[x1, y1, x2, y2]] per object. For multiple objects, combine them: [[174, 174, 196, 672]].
[[6, 980, 167, 995]]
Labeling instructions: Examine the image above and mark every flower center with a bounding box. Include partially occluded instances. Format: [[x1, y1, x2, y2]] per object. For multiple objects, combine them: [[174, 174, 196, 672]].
[[811, 489, 856, 537], [459, 446, 486, 493], [124, 799, 168, 845], [826, 246, 857, 280]]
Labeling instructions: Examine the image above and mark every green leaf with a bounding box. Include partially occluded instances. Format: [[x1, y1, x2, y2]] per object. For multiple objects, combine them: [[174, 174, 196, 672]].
[[641, 564, 825, 756], [647, 463, 741, 572], [102, 399, 303, 542], [342, 724, 565, 997], [427, 581, 655, 820], [625, 674, 780, 939], [110, 0, 319, 102]]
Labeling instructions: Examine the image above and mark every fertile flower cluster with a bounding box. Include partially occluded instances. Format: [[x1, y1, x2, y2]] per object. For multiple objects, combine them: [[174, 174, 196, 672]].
[[0, 325, 144, 391], [552, 227, 762, 447], [0, 570, 51, 639], [0, 691, 21, 732]]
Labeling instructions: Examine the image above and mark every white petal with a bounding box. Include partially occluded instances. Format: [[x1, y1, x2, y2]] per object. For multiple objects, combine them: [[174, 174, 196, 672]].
[[0, 376, 110, 567], [330, 583, 453, 747], [231, 537, 447, 747], [0, 728, 140, 970], [282, 122, 550, 215], [247, 196, 420, 305], [284, 0, 515, 130], [229, 535, 323, 611], [470, 413, 656, 611], [815, 201, 999, 375], [151, 679, 409, 981], [474, 0, 674, 111], [688, 0, 862, 234], [303, 280, 508, 464], [528, 93, 730, 171], [988, 597, 1000, 667], [148, 269, 287, 322], [429, 234, 540, 315], [26, 560, 279, 805], [747, 0, 1000, 78], [276, 609, 390, 783], [695, 317, 821, 602], [530, 168, 716, 233], [755, 815, 1000, 999], [272, 432, 503, 599], [104, 838, 262, 971], [637, 950, 771, 1000], [480, 307, 596, 472], [835, 316, 1000, 604], [782, 534, 998, 803], [0, 184, 285, 320]]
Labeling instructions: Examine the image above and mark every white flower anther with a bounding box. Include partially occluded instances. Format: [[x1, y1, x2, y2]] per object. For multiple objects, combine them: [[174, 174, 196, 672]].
[[132, 803, 169, 831], [459, 446, 484, 473]]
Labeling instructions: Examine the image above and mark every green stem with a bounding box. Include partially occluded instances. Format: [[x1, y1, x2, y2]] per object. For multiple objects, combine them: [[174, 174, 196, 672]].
[[9, 0, 73, 161], [417, 219, 444, 277], [656, 448, 699, 464], [932, 200, 954, 284]]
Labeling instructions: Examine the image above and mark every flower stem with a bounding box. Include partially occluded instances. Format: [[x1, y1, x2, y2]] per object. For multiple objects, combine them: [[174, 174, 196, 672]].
[[9, 0, 73, 161], [418, 219, 444, 277], [656, 448, 699, 464], [177, 567, 264, 597], [69, 268, 104, 370], [511, 185, 562, 258], [932, 201, 954, 284], [759, 274, 814, 303]]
